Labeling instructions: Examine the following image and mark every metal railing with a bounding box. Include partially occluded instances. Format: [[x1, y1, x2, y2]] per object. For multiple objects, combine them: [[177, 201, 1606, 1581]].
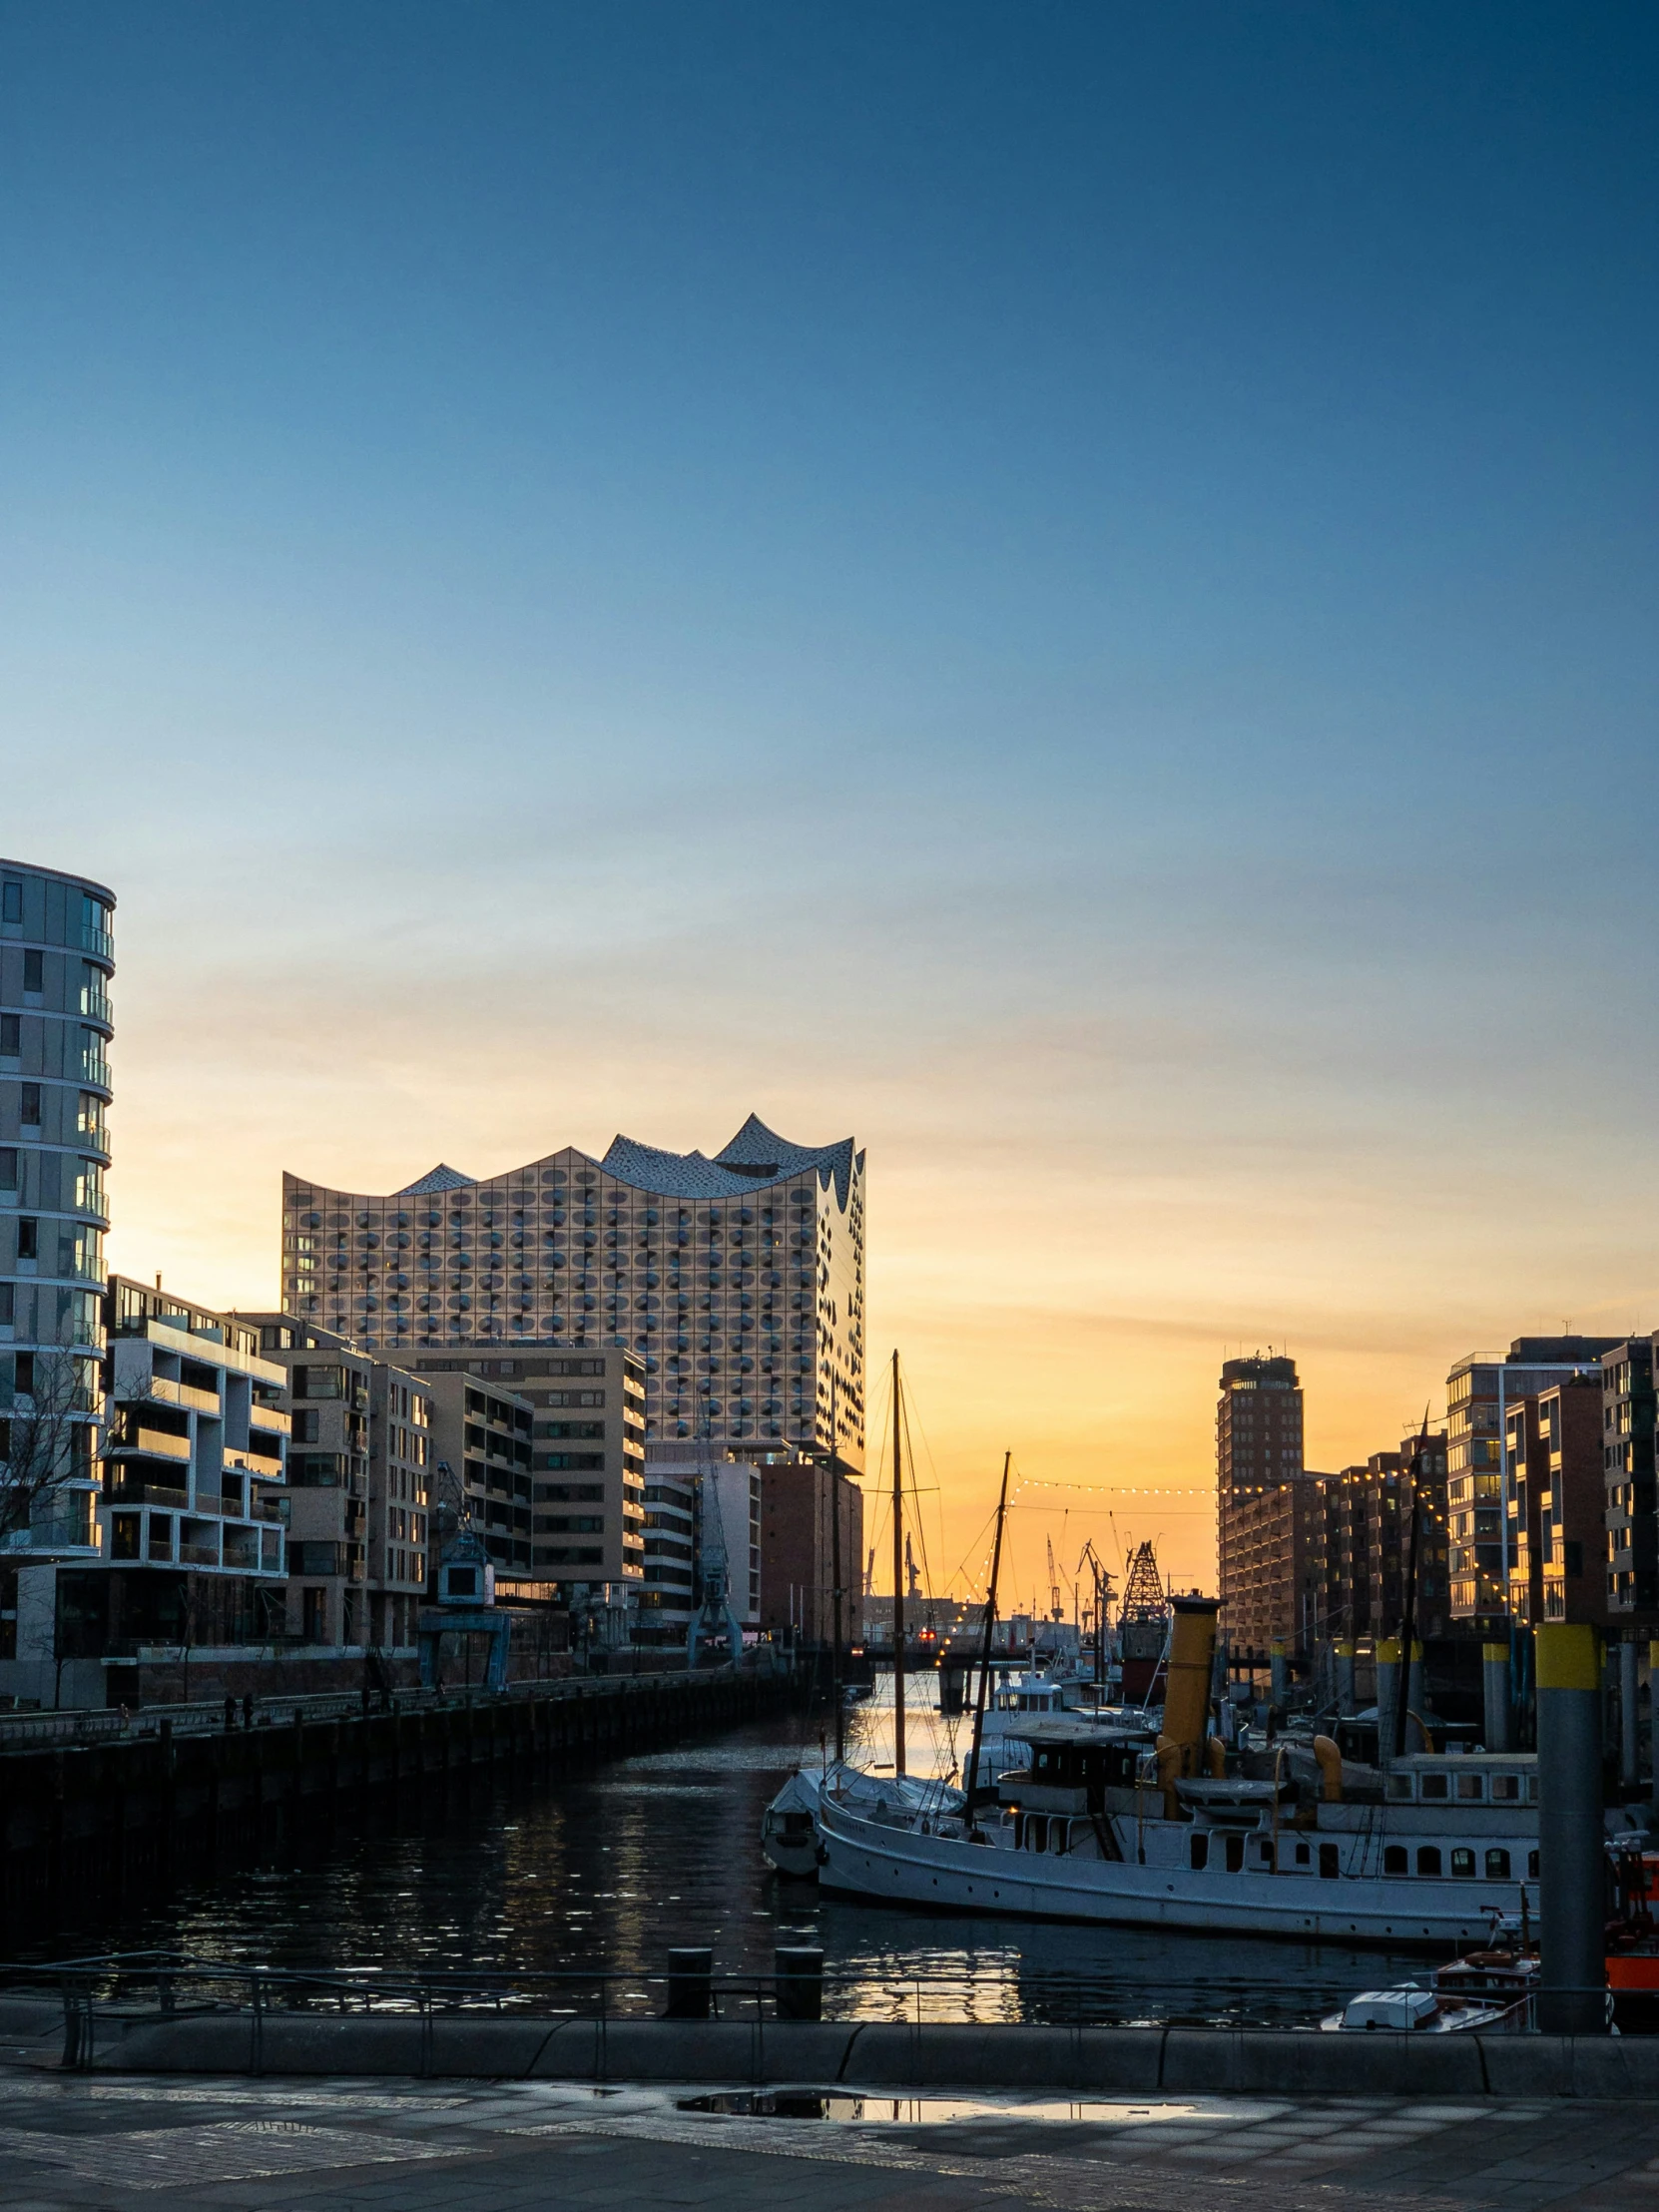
[[0, 1661, 744, 1749], [3, 1948, 1435, 2075]]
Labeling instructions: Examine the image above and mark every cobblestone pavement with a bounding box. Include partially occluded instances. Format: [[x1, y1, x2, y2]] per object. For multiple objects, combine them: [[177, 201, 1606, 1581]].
[[2, 2070, 1658, 2212]]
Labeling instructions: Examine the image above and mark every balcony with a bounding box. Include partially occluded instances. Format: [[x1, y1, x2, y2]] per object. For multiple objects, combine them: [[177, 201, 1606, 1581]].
[[79, 986, 114, 1030], [80, 1050, 112, 1092], [104, 1479, 189, 1511], [179, 1542, 222, 1567], [109, 1423, 191, 1461], [80, 919, 115, 963]]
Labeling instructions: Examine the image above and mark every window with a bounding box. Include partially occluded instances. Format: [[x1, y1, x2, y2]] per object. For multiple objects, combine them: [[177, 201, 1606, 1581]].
[[1416, 1847, 1442, 1877], [1224, 1834, 1245, 1873], [1319, 1843, 1341, 1879], [1190, 1834, 1209, 1871], [1383, 1846, 1408, 1876], [1489, 1774, 1520, 1803], [1528, 1850, 1539, 1879], [19, 1085, 40, 1127], [1485, 1849, 1511, 1881], [0, 1149, 15, 1191], [1419, 1773, 1448, 1800], [22, 950, 42, 993], [1450, 1848, 1475, 1878], [0, 1015, 17, 1056], [1, 881, 20, 924], [16, 1218, 37, 1260]]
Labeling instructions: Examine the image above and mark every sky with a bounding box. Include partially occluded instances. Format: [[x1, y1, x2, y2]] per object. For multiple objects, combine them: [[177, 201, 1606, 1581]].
[[3, 3, 1655, 1606]]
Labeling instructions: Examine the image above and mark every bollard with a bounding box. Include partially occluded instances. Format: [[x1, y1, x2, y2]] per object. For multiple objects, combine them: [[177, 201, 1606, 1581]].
[[774, 1945, 825, 2021], [1334, 1641, 1356, 1717], [1482, 1642, 1511, 1753], [1536, 1622, 1607, 2036], [665, 1946, 713, 2020], [1375, 1638, 1400, 1767], [1269, 1638, 1289, 1713], [1620, 1638, 1640, 1790]]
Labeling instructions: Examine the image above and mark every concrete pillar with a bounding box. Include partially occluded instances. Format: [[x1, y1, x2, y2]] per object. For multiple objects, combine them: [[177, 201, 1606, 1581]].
[[1334, 1640, 1357, 1717], [1536, 1623, 1607, 2036], [1269, 1637, 1289, 1712], [1621, 1637, 1640, 1790], [1482, 1642, 1512, 1753], [1375, 1638, 1400, 1767]]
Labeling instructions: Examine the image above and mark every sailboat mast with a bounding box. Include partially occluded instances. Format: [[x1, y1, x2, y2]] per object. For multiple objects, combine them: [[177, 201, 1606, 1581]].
[[891, 1347, 906, 1777], [966, 1451, 1012, 1815], [830, 1368, 844, 1764]]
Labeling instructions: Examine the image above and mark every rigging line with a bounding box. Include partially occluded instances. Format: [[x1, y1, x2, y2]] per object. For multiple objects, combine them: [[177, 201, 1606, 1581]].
[[897, 1369, 936, 1603], [896, 1371, 950, 1610]]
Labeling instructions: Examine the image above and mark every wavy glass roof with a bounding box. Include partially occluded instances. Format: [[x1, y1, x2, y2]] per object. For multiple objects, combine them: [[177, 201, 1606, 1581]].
[[388, 1116, 860, 1207]]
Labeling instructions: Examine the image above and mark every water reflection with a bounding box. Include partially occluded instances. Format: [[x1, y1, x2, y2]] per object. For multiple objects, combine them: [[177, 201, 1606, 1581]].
[[25, 1674, 1422, 2024]]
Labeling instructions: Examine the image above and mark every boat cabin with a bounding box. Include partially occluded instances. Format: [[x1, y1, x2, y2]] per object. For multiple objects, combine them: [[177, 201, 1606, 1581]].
[[995, 1719, 1155, 1810], [1385, 1754, 1538, 1807]]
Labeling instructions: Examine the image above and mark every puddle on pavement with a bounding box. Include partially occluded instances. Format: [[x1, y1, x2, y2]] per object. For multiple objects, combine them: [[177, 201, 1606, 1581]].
[[676, 2090, 1267, 2125]]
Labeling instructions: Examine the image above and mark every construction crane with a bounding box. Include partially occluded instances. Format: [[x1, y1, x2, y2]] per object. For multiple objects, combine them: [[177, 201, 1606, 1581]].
[[1045, 1536, 1064, 1622]]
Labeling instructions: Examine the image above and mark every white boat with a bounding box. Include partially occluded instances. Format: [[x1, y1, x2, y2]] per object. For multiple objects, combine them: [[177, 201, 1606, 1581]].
[[1323, 1943, 1539, 2031], [806, 1595, 1648, 1949], [763, 1762, 964, 1881], [816, 1722, 1566, 1949], [1321, 1985, 1526, 2033]]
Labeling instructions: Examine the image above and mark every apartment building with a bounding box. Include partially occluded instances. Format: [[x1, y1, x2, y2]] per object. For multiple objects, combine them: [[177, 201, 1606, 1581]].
[[13, 1276, 291, 1703], [1216, 1354, 1305, 1649], [638, 1440, 762, 1634], [638, 1446, 696, 1644], [279, 1114, 866, 1468], [1445, 1337, 1619, 1623], [1217, 1471, 1327, 1664], [0, 856, 114, 1571], [409, 1347, 646, 1598], [1602, 1340, 1657, 1620], [240, 1316, 431, 1648]]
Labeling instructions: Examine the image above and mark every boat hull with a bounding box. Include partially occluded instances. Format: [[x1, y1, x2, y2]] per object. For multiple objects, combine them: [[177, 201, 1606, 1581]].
[[818, 1797, 1538, 1950]]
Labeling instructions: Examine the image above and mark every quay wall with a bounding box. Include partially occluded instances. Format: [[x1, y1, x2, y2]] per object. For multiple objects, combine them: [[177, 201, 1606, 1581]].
[[0, 1667, 794, 1939], [9, 2006, 1655, 2098]]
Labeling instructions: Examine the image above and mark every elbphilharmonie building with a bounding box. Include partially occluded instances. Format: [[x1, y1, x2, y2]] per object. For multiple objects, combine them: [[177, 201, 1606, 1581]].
[[281, 1115, 865, 1468]]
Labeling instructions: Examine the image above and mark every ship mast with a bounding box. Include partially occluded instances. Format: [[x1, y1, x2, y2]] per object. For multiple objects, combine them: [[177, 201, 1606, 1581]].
[[891, 1347, 906, 1776], [966, 1451, 1012, 1819], [830, 1367, 844, 1764]]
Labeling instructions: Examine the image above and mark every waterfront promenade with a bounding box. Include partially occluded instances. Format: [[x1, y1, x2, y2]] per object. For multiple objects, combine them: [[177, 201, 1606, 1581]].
[[0, 2054, 1652, 2211]]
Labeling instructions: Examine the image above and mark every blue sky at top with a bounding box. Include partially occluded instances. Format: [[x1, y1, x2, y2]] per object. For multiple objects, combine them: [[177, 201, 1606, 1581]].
[[2, 3, 1655, 1563]]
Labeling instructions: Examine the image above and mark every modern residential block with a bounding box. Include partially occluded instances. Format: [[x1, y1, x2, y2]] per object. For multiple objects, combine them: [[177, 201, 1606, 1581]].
[[1445, 1337, 1619, 1623], [1216, 1354, 1305, 1652], [1602, 1340, 1657, 1619], [18, 1276, 292, 1706], [408, 1346, 646, 1596], [0, 856, 114, 1569], [278, 1114, 866, 1467], [239, 1315, 432, 1648]]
